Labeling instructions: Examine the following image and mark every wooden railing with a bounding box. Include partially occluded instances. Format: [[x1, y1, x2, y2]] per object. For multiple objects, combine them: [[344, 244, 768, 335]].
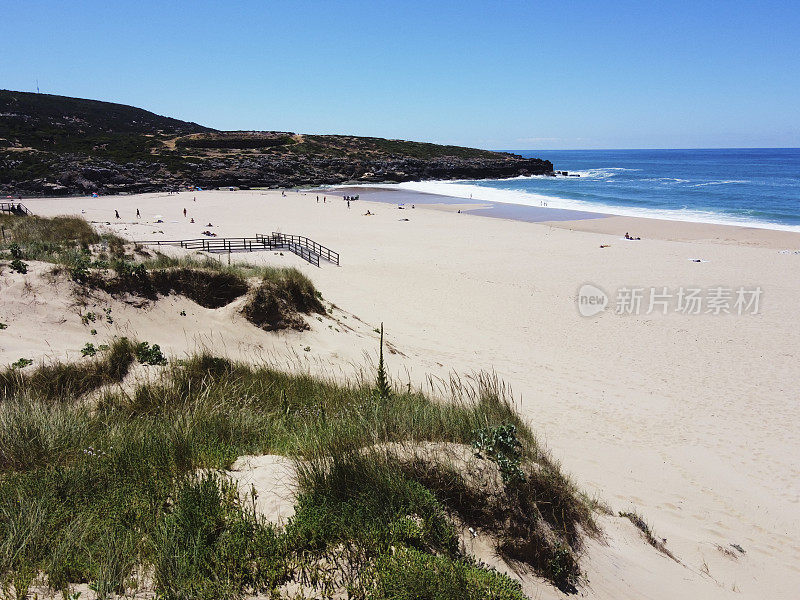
[[0, 202, 32, 216], [261, 232, 340, 266], [135, 233, 338, 268]]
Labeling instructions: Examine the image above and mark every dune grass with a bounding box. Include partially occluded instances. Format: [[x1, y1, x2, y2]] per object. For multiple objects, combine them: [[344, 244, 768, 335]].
[[0, 350, 593, 598], [619, 511, 676, 561], [0, 214, 124, 266], [2, 214, 324, 325], [0, 337, 135, 403]]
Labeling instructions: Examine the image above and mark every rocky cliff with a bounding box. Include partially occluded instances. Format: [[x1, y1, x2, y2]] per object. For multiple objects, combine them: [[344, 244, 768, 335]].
[[0, 90, 553, 196]]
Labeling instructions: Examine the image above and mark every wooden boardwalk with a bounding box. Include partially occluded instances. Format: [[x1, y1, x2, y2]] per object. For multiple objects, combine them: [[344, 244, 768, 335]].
[[0, 202, 32, 216], [135, 232, 339, 267]]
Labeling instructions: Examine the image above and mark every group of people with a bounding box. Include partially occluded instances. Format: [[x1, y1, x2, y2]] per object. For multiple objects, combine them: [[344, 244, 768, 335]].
[[624, 232, 642, 240]]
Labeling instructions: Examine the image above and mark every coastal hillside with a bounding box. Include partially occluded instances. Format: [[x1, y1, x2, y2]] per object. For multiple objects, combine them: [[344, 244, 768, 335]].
[[0, 90, 553, 195]]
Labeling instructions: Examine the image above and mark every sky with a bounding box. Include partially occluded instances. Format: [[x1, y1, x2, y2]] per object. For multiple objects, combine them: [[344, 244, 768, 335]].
[[1, 0, 799, 150]]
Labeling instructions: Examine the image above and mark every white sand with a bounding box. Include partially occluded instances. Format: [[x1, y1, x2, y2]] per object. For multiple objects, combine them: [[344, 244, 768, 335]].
[[6, 189, 800, 599]]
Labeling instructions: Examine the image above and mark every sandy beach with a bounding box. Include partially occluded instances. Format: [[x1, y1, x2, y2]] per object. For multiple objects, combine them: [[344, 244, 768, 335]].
[[5, 189, 800, 599]]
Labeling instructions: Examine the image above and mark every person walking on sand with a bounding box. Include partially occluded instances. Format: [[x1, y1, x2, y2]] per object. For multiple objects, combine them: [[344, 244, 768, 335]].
[[347, 199, 350, 209], [183, 208, 187, 217], [136, 208, 140, 218], [115, 210, 120, 219]]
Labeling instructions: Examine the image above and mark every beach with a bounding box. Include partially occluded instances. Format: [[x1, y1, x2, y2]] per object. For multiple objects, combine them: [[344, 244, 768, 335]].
[[8, 188, 800, 599]]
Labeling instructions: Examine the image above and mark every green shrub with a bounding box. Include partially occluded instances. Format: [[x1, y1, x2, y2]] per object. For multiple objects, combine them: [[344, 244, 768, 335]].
[[365, 546, 526, 600], [69, 252, 91, 283], [10, 259, 27, 274], [152, 473, 287, 600], [472, 424, 525, 484], [134, 342, 167, 366]]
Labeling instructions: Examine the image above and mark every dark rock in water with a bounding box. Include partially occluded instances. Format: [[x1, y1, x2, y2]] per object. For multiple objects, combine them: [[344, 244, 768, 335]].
[[0, 89, 555, 196]]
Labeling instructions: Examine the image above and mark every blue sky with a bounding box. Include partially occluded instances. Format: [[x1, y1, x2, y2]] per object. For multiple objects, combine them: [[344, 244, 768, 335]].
[[1, 1, 798, 149]]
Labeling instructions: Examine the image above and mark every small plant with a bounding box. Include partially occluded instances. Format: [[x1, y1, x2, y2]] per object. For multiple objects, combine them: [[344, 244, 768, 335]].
[[104, 307, 113, 324], [547, 545, 578, 591], [10, 258, 28, 274], [472, 424, 525, 484], [113, 259, 147, 280], [179, 310, 186, 316], [619, 511, 676, 560], [69, 253, 91, 283], [90, 328, 98, 335], [375, 322, 391, 399], [11, 357, 33, 369], [303, 346, 311, 352], [81, 343, 98, 357], [9, 242, 23, 260], [82, 312, 97, 324], [134, 341, 167, 366], [0, 322, 7, 330]]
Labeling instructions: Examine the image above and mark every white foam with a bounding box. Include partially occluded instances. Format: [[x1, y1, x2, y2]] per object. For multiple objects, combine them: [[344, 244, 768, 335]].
[[642, 177, 691, 184], [359, 180, 800, 233], [690, 180, 750, 187]]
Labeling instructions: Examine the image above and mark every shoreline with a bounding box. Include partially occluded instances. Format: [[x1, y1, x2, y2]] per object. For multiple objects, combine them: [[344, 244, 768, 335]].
[[329, 177, 800, 234], [326, 185, 800, 249]]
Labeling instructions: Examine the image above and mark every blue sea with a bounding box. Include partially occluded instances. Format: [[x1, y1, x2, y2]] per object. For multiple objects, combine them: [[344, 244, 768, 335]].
[[392, 148, 800, 231]]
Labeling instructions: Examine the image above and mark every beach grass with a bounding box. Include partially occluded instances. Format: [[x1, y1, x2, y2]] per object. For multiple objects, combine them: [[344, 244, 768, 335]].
[[0, 349, 593, 598], [0, 337, 136, 403], [2, 214, 324, 324]]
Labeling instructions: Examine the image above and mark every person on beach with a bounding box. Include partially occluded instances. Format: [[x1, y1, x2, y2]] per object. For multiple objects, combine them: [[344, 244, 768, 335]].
[[183, 208, 187, 217], [317, 196, 319, 203], [115, 210, 120, 219], [136, 209, 140, 218]]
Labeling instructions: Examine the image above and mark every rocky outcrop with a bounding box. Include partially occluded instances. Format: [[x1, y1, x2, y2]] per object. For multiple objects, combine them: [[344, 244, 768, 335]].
[[1, 153, 553, 196]]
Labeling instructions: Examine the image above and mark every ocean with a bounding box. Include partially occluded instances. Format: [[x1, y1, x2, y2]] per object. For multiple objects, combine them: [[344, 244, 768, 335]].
[[388, 148, 800, 231]]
